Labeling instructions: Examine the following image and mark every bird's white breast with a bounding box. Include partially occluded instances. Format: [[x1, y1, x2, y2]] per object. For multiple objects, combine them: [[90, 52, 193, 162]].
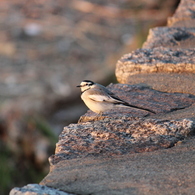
[[81, 91, 114, 113]]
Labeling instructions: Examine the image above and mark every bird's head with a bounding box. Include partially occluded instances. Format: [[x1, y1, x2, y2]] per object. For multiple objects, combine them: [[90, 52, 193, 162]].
[[77, 80, 95, 92]]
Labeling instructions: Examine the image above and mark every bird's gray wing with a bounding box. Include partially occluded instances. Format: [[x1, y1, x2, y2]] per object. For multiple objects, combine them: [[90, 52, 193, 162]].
[[88, 88, 125, 104]]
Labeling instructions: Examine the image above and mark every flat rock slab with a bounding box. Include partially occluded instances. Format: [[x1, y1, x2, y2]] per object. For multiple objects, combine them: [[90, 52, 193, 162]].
[[124, 72, 195, 94], [116, 48, 195, 84], [41, 137, 195, 195], [143, 27, 195, 49], [49, 117, 194, 164]]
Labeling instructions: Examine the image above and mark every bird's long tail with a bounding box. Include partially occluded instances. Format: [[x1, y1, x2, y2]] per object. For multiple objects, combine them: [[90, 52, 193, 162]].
[[117, 102, 156, 114]]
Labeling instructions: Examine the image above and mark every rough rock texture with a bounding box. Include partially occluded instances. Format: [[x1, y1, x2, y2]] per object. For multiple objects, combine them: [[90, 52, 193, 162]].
[[41, 137, 195, 195], [40, 84, 195, 195], [116, 47, 195, 81], [9, 184, 74, 195], [143, 27, 195, 49], [116, 0, 195, 94], [10, 0, 195, 195], [3, 1, 178, 193], [49, 117, 194, 164], [168, 0, 195, 27]]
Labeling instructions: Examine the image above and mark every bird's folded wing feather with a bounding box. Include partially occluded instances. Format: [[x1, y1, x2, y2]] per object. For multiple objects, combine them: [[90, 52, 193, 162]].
[[88, 94, 110, 102], [88, 89, 125, 104]]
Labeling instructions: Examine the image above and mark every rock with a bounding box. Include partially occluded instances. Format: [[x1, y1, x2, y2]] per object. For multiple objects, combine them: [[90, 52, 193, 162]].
[[168, 0, 195, 27], [48, 117, 194, 164], [116, 48, 195, 79], [40, 137, 195, 195], [115, 0, 195, 95], [39, 0, 195, 194], [119, 72, 195, 94], [9, 0, 195, 195], [143, 27, 195, 49], [9, 184, 74, 195]]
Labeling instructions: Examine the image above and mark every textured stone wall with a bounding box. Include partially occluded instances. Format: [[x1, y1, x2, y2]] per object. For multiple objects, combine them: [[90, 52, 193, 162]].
[[10, 0, 195, 195]]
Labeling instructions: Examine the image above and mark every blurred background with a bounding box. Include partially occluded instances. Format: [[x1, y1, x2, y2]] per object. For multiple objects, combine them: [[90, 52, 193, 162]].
[[0, 0, 179, 194]]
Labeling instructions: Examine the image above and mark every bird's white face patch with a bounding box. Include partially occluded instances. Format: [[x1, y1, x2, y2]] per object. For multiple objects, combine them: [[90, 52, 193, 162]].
[[79, 81, 94, 92]]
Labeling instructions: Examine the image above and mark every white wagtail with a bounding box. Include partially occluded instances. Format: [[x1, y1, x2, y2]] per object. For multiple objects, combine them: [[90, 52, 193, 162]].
[[77, 80, 155, 116]]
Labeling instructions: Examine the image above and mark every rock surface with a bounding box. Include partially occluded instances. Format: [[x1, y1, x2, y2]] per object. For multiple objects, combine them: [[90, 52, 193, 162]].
[[41, 137, 195, 195], [116, 0, 195, 95], [10, 184, 73, 195], [116, 47, 195, 86], [9, 0, 195, 195], [49, 117, 194, 164], [121, 72, 195, 94], [168, 0, 195, 27], [3, 1, 177, 193], [40, 83, 195, 195], [143, 27, 195, 49]]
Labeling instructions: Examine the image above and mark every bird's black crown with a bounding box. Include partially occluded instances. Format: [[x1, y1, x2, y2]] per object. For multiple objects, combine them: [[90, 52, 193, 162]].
[[83, 80, 94, 86]]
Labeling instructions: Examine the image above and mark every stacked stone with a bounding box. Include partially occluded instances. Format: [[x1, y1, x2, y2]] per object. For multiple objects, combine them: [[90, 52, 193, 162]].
[[116, 0, 195, 95], [10, 0, 195, 195]]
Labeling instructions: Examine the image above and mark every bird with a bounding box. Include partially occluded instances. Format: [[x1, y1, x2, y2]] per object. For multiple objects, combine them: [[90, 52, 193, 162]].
[[77, 80, 155, 118]]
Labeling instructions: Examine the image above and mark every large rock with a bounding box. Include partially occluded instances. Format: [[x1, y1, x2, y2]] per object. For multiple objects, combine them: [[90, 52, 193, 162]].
[[115, 0, 195, 94], [39, 83, 195, 194], [50, 117, 194, 163], [9, 0, 195, 195], [41, 137, 195, 195], [116, 48, 195, 94], [40, 0, 195, 194]]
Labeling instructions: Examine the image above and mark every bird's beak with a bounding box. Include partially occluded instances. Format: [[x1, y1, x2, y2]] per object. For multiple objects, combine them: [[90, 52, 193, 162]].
[[77, 85, 81, 87]]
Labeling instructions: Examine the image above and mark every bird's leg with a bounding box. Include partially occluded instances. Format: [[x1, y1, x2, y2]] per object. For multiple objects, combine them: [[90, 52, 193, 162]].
[[98, 111, 103, 120], [94, 112, 103, 121]]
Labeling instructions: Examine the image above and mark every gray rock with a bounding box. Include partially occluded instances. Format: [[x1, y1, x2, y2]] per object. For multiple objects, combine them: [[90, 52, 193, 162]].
[[143, 27, 195, 49], [10, 0, 195, 195], [168, 0, 195, 27], [116, 47, 195, 84], [41, 137, 195, 195], [9, 184, 74, 195], [49, 117, 194, 164]]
